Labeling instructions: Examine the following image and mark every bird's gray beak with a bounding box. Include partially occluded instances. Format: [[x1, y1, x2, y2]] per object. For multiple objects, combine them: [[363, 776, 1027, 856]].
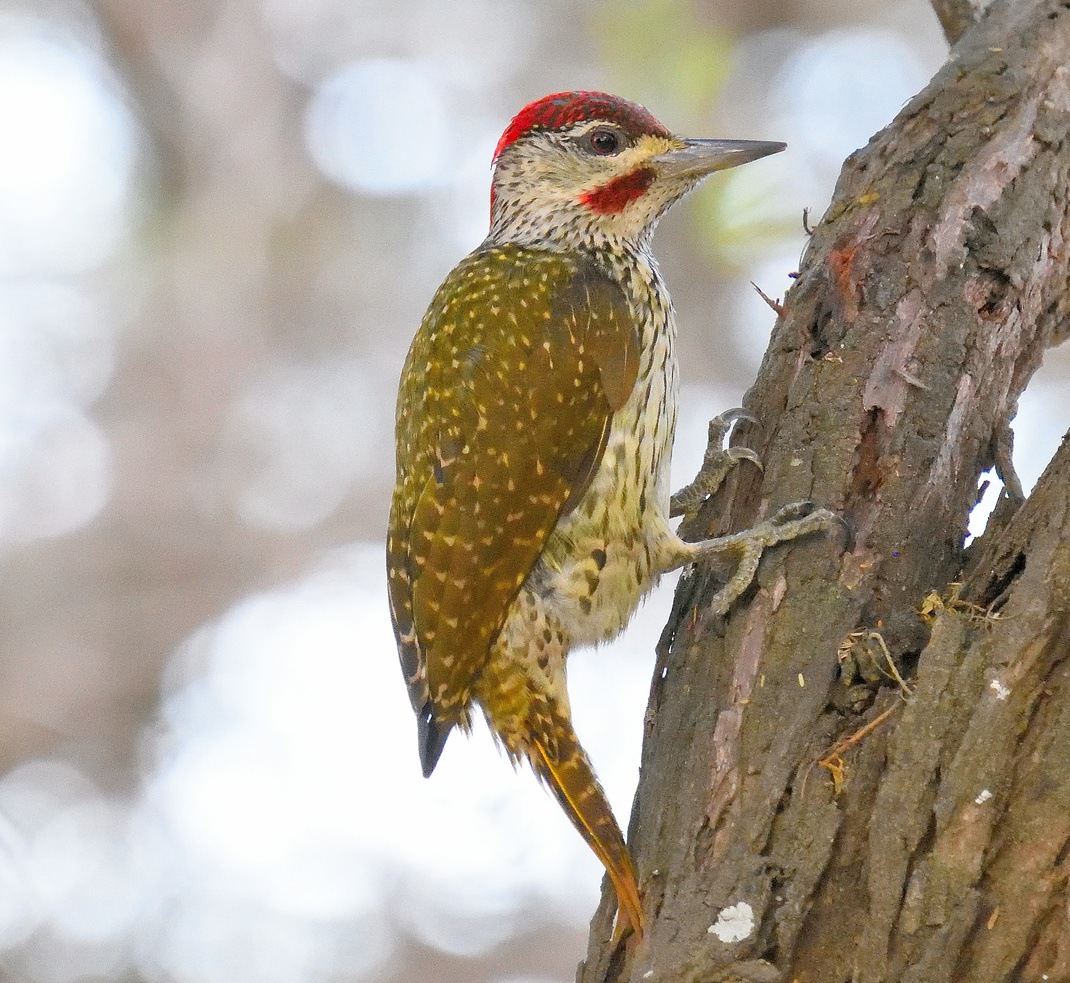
[[653, 138, 786, 181]]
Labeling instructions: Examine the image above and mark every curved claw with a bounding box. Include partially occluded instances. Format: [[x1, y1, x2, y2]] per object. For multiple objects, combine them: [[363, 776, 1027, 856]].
[[767, 500, 816, 523], [707, 407, 759, 448], [726, 446, 763, 470], [714, 406, 759, 427], [670, 412, 766, 523]]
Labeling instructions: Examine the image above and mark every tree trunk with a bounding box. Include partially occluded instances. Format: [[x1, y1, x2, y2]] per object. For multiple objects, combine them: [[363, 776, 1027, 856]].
[[579, 0, 1070, 979]]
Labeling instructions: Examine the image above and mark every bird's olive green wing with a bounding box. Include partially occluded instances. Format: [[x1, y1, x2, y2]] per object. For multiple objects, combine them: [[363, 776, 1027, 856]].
[[386, 245, 639, 774]]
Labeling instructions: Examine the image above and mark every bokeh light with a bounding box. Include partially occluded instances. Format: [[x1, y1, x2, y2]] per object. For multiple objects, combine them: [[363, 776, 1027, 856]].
[[0, 543, 671, 981], [304, 59, 452, 195], [0, 15, 134, 544], [770, 26, 930, 208], [0, 20, 135, 275], [222, 358, 393, 531]]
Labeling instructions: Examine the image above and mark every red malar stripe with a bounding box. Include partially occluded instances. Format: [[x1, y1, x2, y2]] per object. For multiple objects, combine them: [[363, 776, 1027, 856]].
[[580, 168, 655, 215]]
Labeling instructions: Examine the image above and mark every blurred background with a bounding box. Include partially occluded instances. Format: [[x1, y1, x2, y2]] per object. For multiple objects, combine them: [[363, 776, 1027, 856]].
[[0, 0, 1067, 980]]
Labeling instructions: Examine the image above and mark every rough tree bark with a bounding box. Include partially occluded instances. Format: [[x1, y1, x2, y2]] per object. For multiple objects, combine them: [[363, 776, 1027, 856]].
[[579, 0, 1070, 980]]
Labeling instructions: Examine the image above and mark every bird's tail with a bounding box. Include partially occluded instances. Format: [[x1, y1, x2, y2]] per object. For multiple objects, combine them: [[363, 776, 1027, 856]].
[[531, 722, 643, 941]]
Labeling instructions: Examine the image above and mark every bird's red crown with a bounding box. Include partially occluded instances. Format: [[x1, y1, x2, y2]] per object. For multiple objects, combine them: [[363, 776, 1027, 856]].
[[493, 91, 670, 162]]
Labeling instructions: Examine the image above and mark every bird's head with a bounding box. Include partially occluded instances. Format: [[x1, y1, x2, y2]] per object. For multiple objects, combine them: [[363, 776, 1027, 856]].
[[488, 91, 784, 251]]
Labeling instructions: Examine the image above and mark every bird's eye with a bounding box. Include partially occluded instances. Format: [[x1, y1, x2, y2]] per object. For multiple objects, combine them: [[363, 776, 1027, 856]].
[[582, 127, 623, 156]]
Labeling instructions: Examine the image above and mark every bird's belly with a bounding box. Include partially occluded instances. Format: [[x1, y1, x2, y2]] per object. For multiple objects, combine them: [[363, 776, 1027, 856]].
[[532, 410, 674, 649], [571, 541, 659, 644]]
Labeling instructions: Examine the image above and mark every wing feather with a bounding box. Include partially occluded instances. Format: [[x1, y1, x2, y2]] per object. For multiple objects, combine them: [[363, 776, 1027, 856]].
[[387, 246, 640, 770]]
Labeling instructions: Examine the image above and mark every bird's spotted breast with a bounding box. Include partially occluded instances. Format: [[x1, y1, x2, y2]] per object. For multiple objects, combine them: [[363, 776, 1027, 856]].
[[530, 243, 678, 647]]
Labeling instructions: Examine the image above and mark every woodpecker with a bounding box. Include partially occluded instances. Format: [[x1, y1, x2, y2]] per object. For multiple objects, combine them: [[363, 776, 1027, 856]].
[[387, 91, 833, 939]]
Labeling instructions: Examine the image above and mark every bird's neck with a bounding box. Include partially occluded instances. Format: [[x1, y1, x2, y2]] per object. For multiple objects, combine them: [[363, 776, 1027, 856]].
[[487, 193, 659, 257], [485, 223, 656, 279]]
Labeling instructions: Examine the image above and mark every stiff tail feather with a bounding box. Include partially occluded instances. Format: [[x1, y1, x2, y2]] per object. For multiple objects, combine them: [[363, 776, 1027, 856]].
[[531, 730, 644, 941]]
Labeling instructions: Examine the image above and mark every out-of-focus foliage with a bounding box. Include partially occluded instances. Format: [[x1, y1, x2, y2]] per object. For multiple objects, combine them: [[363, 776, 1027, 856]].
[[596, 0, 732, 124]]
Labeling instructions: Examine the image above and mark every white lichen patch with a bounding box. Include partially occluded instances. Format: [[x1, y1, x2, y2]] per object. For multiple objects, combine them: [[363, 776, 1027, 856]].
[[990, 678, 1011, 700], [707, 901, 755, 943]]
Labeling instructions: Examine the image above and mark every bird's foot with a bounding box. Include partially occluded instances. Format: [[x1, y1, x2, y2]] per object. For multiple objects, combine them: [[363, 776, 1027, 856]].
[[670, 408, 761, 523], [688, 502, 839, 616]]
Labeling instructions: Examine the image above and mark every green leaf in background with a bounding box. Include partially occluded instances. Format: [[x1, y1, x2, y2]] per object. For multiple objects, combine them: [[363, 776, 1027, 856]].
[[595, 0, 732, 127], [692, 159, 801, 272]]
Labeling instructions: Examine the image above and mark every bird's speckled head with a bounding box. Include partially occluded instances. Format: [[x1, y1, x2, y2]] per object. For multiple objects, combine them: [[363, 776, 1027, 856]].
[[488, 91, 785, 251]]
